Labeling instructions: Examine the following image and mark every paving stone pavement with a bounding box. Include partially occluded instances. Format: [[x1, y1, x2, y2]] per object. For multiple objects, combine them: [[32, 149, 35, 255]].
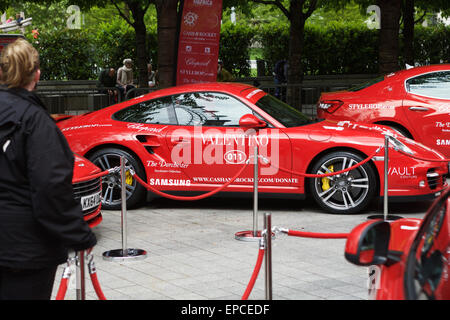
[[51, 195, 431, 301]]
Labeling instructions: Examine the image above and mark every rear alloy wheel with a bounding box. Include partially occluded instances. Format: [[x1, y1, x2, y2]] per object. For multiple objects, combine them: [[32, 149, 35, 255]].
[[89, 148, 146, 210], [309, 151, 377, 214]]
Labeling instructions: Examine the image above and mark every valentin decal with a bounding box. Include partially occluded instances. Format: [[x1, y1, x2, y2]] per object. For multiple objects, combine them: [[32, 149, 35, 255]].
[[168, 126, 280, 175]]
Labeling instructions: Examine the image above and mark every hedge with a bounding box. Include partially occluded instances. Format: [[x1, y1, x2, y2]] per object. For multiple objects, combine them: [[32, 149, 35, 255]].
[[26, 22, 450, 81], [258, 23, 450, 76]]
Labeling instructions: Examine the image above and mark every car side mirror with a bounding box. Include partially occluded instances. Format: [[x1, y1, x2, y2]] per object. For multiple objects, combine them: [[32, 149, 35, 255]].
[[345, 220, 390, 266], [239, 114, 267, 129]]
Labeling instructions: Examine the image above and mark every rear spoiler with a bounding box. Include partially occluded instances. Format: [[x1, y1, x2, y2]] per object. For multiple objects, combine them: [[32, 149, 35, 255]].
[[51, 114, 74, 122]]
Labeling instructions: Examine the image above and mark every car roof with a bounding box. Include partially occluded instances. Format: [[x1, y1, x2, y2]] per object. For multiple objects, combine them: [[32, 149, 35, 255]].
[[147, 82, 257, 98], [389, 64, 450, 80]]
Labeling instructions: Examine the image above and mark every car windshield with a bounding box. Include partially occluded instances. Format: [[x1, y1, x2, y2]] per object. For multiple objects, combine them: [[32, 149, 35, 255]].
[[348, 76, 385, 92], [255, 94, 312, 127]]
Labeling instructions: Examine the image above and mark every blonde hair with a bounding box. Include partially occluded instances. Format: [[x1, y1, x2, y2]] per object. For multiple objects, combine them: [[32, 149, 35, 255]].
[[0, 38, 40, 89]]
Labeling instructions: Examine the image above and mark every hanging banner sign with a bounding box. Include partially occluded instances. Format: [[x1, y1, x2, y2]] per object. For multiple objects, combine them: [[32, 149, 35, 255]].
[[176, 0, 223, 85]]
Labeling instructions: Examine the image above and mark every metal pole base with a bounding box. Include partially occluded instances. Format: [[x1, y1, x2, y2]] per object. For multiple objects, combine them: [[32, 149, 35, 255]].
[[234, 230, 276, 242], [235, 230, 264, 242], [102, 248, 147, 261]]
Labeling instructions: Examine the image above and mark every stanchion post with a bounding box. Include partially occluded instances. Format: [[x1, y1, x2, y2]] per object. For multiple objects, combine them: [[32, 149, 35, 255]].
[[102, 156, 147, 261], [384, 134, 389, 221], [121, 156, 128, 255], [367, 135, 403, 222], [253, 145, 259, 237], [235, 140, 263, 241], [264, 213, 272, 300], [76, 250, 86, 300]]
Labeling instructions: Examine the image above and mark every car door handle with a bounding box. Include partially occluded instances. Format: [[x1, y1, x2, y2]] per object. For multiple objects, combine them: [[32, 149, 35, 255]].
[[172, 137, 190, 144], [409, 106, 429, 112]]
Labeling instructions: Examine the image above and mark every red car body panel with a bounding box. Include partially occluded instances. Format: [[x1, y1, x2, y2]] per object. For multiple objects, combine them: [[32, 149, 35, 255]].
[[317, 64, 450, 158], [362, 188, 450, 300], [72, 154, 102, 227], [57, 83, 448, 213]]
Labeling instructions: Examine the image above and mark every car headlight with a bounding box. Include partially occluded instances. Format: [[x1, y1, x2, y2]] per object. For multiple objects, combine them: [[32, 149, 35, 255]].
[[389, 136, 415, 155]]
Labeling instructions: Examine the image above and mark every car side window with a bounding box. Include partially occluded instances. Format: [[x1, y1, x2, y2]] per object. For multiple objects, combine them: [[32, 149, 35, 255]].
[[406, 71, 450, 99], [173, 92, 253, 127], [112, 96, 177, 124]]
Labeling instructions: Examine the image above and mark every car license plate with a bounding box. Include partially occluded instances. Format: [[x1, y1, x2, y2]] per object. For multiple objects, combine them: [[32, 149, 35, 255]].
[[81, 192, 101, 211]]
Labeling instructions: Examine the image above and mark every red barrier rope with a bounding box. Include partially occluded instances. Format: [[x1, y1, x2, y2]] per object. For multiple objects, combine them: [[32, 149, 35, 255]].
[[90, 273, 107, 300], [55, 254, 107, 300], [132, 147, 381, 202], [55, 277, 69, 300], [397, 149, 450, 162], [72, 169, 110, 184], [55, 262, 72, 300], [268, 146, 383, 178], [241, 248, 265, 300], [132, 162, 249, 201], [87, 256, 107, 300], [287, 229, 348, 239]]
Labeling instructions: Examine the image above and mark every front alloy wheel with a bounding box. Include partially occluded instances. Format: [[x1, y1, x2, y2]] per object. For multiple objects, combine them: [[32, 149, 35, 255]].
[[89, 148, 146, 210], [309, 151, 377, 214]]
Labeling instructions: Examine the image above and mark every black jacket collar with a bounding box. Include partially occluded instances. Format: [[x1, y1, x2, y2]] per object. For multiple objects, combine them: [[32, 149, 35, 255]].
[[0, 85, 47, 112]]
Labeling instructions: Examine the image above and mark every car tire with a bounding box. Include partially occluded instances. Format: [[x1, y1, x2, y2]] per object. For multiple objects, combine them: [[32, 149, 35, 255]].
[[309, 151, 377, 214], [88, 148, 146, 210]]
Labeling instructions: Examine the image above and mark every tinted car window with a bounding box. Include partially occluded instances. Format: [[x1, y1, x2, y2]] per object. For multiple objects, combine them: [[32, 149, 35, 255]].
[[255, 94, 312, 127], [406, 71, 450, 99], [113, 96, 176, 124], [173, 92, 253, 127]]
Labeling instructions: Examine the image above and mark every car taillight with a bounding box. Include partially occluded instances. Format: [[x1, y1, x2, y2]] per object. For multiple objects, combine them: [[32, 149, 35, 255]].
[[318, 100, 343, 113]]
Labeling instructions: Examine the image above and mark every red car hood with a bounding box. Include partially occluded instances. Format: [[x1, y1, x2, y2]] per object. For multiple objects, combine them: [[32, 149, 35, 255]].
[[304, 119, 447, 161], [307, 118, 394, 137]]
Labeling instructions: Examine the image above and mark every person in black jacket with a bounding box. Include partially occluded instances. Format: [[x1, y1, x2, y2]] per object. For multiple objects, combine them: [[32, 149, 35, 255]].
[[0, 38, 97, 300], [97, 67, 118, 104]]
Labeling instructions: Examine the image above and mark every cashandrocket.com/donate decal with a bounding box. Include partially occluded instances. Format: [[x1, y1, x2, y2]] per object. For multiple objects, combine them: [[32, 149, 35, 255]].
[[176, 0, 223, 85]]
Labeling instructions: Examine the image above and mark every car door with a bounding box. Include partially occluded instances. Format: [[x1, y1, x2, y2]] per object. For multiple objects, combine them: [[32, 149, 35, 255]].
[[164, 91, 293, 193], [112, 95, 183, 188], [402, 70, 450, 158]]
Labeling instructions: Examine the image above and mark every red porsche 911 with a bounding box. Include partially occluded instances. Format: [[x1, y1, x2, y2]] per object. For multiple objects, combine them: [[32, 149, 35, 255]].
[[316, 64, 450, 158], [57, 83, 448, 214]]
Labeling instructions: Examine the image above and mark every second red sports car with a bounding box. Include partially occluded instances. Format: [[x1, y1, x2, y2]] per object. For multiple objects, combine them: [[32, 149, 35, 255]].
[[57, 83, 448, 214], [73, 154, 103, 227], [317, 64, 450, 158]]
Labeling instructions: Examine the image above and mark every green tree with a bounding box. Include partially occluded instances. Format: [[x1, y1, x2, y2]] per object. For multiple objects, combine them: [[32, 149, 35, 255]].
[[248, 0, 320, 107], [403, 0, 450, 66]]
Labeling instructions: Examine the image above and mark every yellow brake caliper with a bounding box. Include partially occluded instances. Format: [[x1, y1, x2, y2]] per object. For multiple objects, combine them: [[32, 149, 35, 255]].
[[125, 170, 134, 186], [321, 165, 334, 191]]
